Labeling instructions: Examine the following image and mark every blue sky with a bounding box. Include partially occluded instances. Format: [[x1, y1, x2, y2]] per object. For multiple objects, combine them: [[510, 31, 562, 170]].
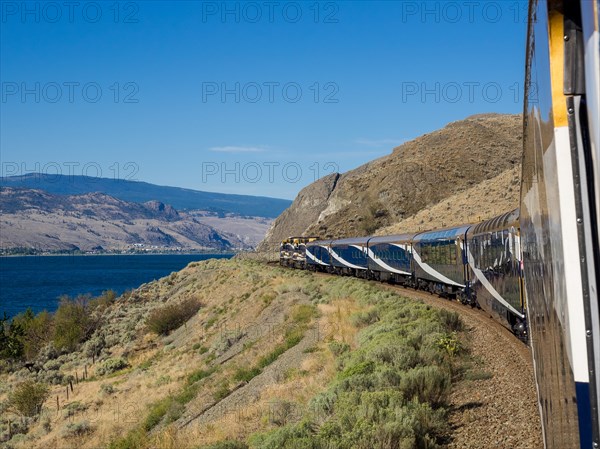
[[1, 1, 528, 200]]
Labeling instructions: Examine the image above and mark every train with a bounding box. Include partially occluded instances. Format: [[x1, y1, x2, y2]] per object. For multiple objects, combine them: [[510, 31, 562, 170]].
[[280, 209, 527, 340], [281, 1, 600, 447]]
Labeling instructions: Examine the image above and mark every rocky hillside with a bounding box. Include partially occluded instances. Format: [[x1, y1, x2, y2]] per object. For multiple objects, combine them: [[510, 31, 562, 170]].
[[259, 113, 522, 251], [0, 188, 250, 252]]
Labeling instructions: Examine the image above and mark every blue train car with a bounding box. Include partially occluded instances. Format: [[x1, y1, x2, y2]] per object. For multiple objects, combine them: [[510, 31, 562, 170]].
[[411, 225, 470, 297], [366, 234, 416, 285], [466, 209, 526, 337], [305, 239, 332, 271], [329, 237, 370, 277]]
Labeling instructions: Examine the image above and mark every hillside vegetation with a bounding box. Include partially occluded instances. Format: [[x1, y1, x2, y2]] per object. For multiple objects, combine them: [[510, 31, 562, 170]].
[[0, 259, 472, 449], [259, 113, 521, 251]]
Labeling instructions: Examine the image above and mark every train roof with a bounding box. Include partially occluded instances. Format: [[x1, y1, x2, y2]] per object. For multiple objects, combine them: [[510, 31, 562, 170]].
[[306, 239, 334, 246], [412, 224, 472, 241], [330, 236, 371, 245], [367, 233, 418, 244], [468, 208, 519, 235]]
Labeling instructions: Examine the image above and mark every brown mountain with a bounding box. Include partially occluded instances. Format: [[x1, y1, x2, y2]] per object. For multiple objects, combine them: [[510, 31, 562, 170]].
[[258, 113, 522, 252], [0, 188, 249, 252]]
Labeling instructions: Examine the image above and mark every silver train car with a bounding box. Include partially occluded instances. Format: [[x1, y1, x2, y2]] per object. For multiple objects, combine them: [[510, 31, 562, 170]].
[[466, 209, 527, 338], [521, 0, 599, 447]]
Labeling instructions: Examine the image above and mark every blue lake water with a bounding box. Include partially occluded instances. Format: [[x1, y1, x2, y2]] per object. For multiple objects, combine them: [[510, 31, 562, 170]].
[[0, 254, 233, 318]]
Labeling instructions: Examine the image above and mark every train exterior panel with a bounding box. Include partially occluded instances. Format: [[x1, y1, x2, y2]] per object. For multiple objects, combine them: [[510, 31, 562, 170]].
[[328, 237, 370, 276], [305, 239, 333, 269], [521, 1, 600, 447], [366, 234, 416, 284], [466, 209, 526, 338], [411, 226, 470, 296]]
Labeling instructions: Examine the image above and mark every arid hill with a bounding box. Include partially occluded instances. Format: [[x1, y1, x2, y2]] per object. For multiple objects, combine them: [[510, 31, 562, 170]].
[[259, 113, 522, 251], [0, 188, 252, 252]]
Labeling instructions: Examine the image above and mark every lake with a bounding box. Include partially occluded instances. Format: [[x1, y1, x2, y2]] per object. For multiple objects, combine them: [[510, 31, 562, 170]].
[[0, 253, 233, 318]]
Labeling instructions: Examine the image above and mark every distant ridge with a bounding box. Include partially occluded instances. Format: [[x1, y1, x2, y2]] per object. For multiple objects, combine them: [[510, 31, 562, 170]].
[[0, 174, 291, 218]]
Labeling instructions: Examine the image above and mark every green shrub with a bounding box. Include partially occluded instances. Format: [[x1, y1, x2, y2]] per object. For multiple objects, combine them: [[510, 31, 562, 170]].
[[53, 295, 93, 352], [233, 366, 261, 383], [438, 309, 463, 332], [143, 397, 172, 431], [146, 298, 202, 335], [437, 332, 463, 357], [97, 357, 129, 376], [187, 367, 216, 385], [291, 304, 318, 324], [8, 380, 50, 417], [64, 401, 89, 417], [164, 401, 185, 424], [350, 309, 379, 327], [328, 341, 350, 356], [108, 428, 147, 449], [62, 420, 93, 438], [100, 383, 116, 395], [0, 312, 25, 359], [400, 366, 451, 407], [11, 309, 53, 360]]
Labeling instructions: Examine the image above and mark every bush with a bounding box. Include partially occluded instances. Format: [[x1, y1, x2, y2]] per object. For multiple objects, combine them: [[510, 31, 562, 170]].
[[328, 341, 350, 356], [11, 309, 53, 360], [350, 309, 379, 327], [146, 298, 202, 335], [62, 420, 93, 438], [8, 381, 50, 417], [437, 332, 463, 357], [400, 366, 451, 407], [187, 367, 215, 385], [64, 401, 89, 417], [97, 358, 129, 376], [143, 398, 172, 431], [100, 383, 116, 395], [233, 366, 261, 383], [53, 296, 93, 352]]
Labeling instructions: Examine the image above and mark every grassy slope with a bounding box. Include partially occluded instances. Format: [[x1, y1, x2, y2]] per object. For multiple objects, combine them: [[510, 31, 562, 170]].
[[0, 260, 471, 449]]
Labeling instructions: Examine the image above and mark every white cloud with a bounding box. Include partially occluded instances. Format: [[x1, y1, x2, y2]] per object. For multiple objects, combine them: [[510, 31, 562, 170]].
[[354, 138, 408, 148], [209, 145, 268, 153]]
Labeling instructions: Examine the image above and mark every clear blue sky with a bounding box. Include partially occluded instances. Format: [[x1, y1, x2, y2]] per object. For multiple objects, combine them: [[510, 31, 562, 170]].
[[1, 1, 528, 200]]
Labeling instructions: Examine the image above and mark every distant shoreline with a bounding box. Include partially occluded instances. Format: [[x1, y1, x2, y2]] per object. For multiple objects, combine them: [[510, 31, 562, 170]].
[[0, 251, 238, 258]]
